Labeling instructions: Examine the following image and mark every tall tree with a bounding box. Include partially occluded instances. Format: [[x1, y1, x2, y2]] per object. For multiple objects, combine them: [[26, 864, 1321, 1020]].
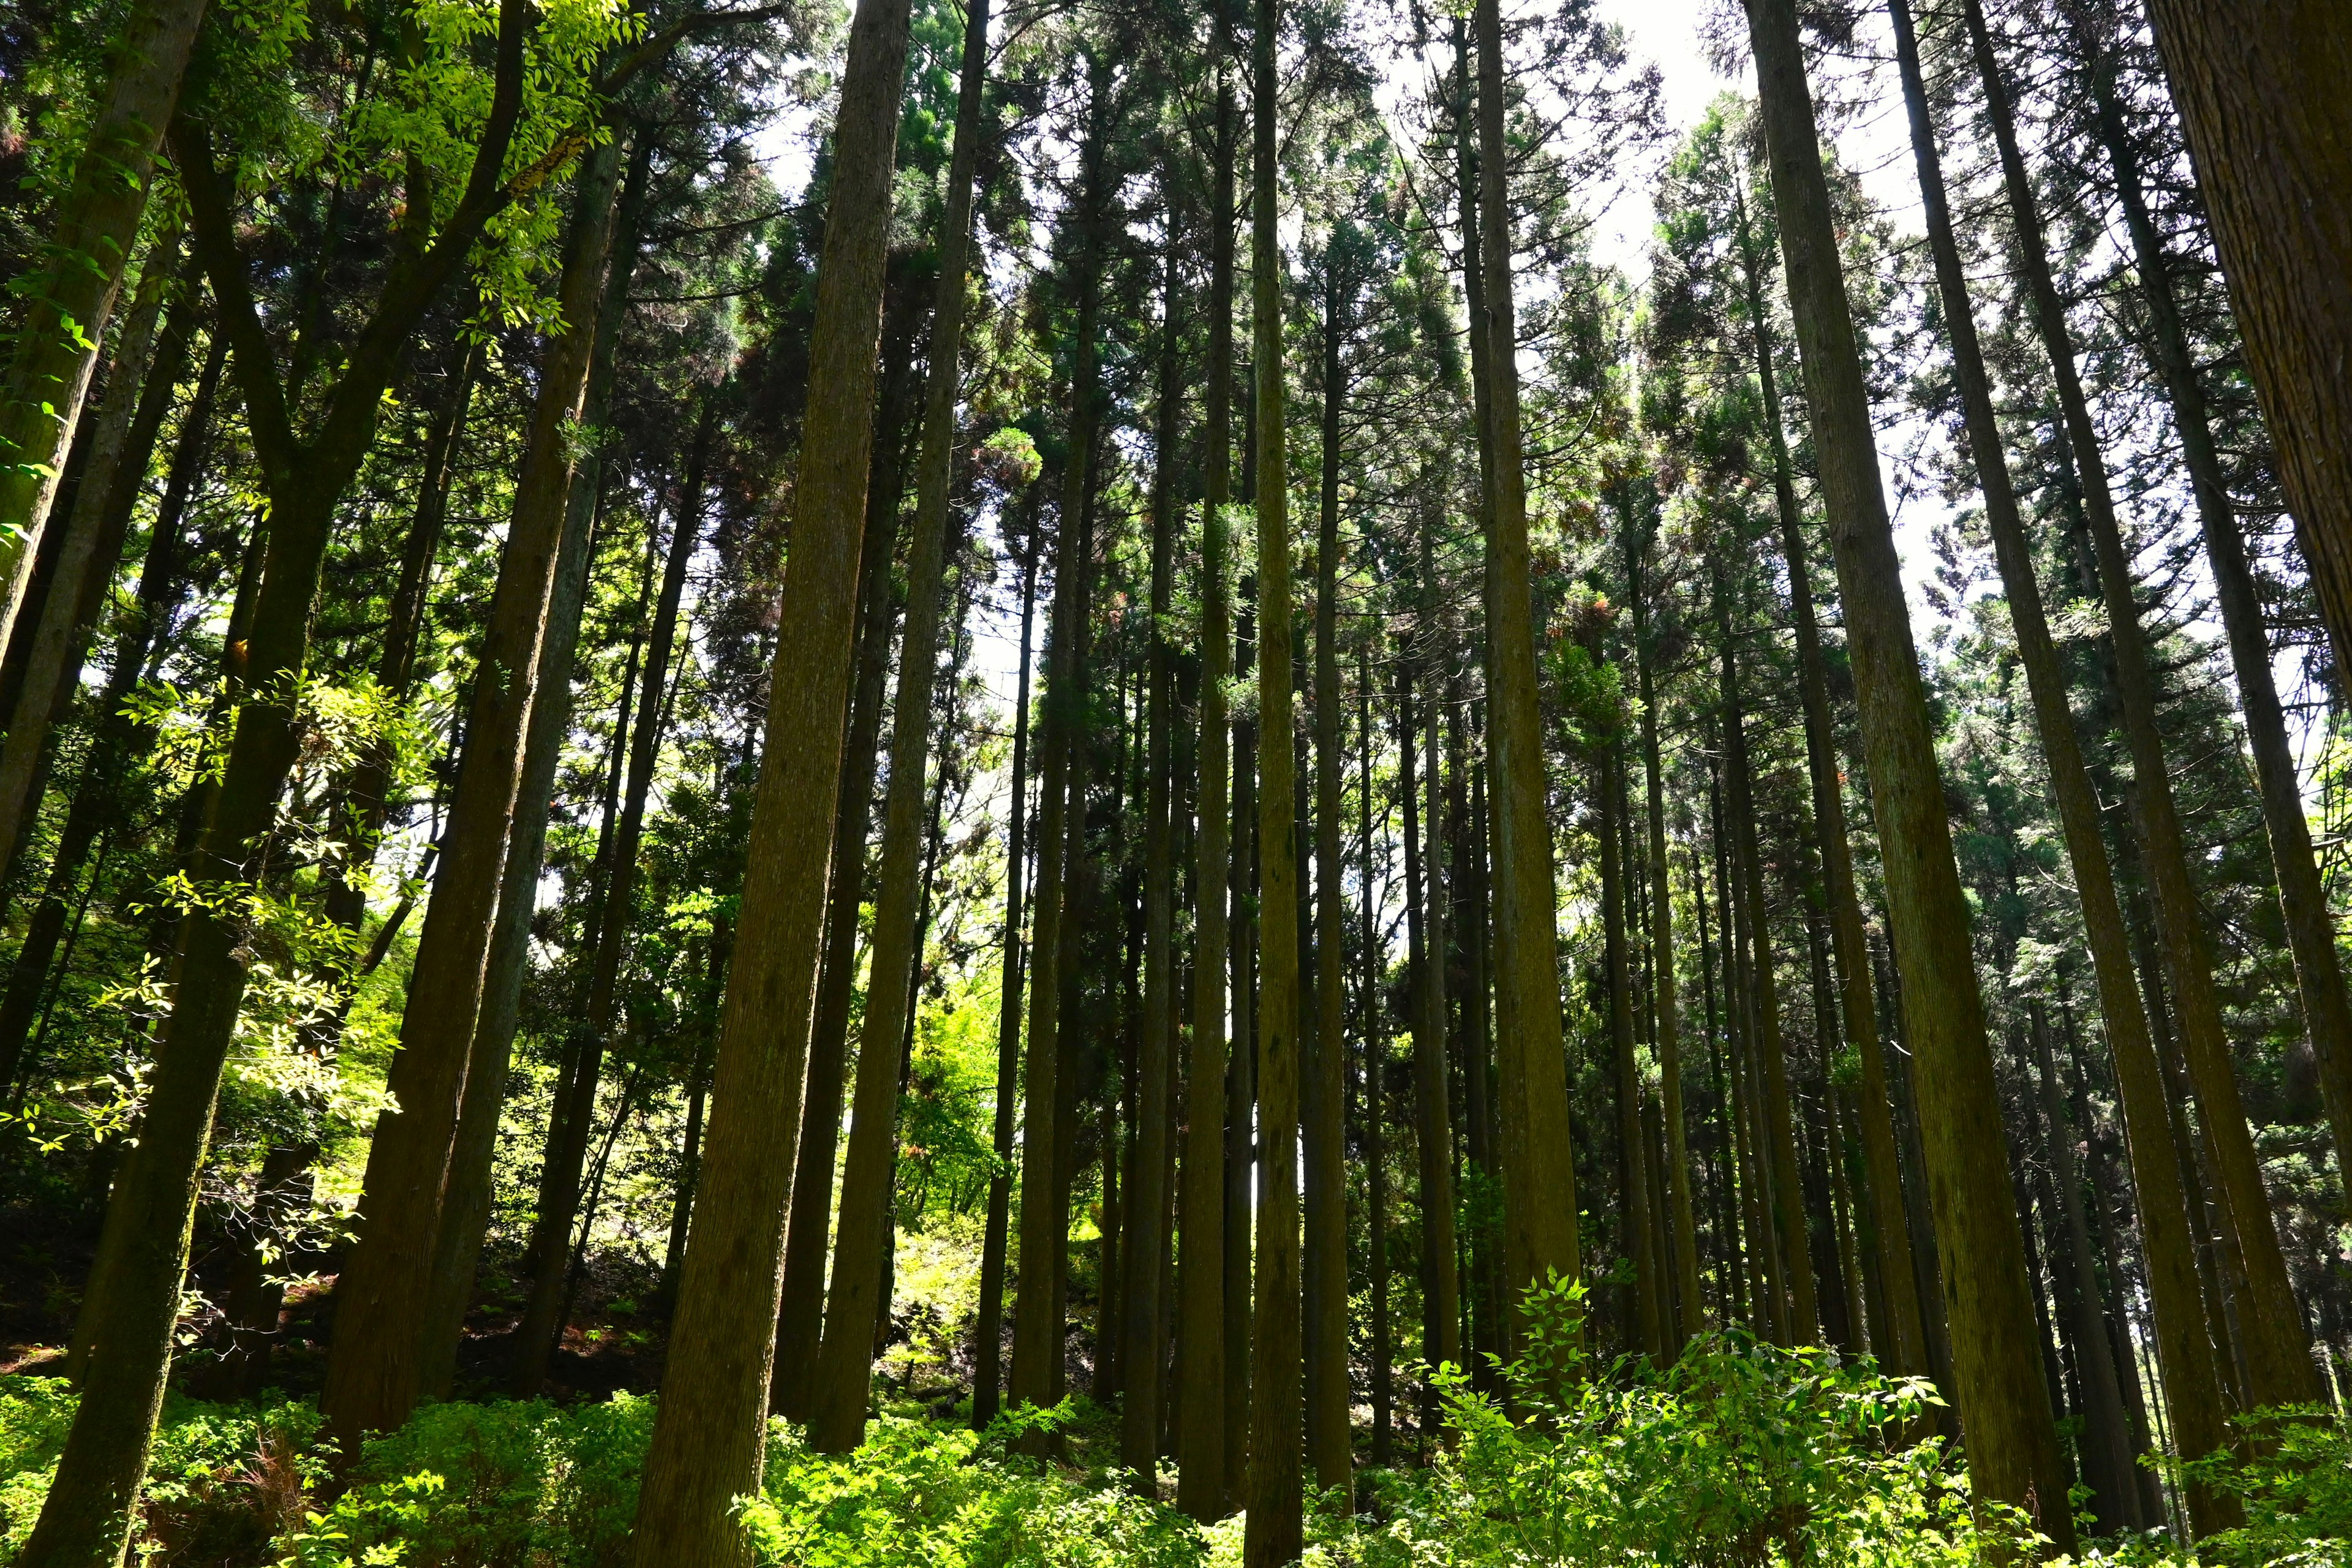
[[1738, 0, 2074, 1544], [2130, 0, 2352, 685], [1471, 0, 1583, 1340], [1176, 2, 1238, 1513], [1884, 0, 2233, 1526], [626, 0, 918, 1551], [1243, 0, 1304, 1555]]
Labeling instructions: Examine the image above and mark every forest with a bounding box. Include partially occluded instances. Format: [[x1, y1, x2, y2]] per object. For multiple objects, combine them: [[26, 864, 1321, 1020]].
[[0, 0, 2347, 1559]]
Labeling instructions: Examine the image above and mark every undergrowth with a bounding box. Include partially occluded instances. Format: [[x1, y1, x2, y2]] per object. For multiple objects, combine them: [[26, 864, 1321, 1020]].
[[0, 1298, 2340, 1567]]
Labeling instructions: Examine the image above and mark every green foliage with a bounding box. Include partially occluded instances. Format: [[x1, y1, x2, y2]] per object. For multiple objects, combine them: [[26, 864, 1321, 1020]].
[[741, 1412, 1203, 1568], [2174, 1408, 2352, 1568], [1337, 1281, 2026, 1567]]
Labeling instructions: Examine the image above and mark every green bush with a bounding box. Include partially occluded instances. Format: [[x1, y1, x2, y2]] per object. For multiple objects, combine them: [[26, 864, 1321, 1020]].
[[1338, 1276, 2017, 1567], [741, 1406, 1205, 1568]]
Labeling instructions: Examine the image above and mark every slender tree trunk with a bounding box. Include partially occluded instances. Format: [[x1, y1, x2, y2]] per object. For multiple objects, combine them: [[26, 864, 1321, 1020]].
[[1226, 580, 1258, 1498], [769, 420, 908, 1420], [1243, 0, 1303, 1547], [21, 23, 537, 1543], [628, 0, 917, 1549], [974, 506, 1039, 1431], [1960, 0, 2318, 1413], [1883, 0, 2236, 1526], [1599, 735, 1662, 1360], [1010, 64, 1110, 1436], [1400, 672, 1460, 1418], [2028, 1000, 2142, 1532], [1728, 188, 1925, 1379], [1361, 646, 1392, 1468], [1471, 0, 1582, 1339], [326, 139, 628, 1447], [0, 244, 190, 880], [422, 137, 655, 1398], [1303, 241, 1351, 1498], [1176, 14, 1236, 1517], [0, 331, 216, 1087], [0, 0, 209, 598], [2075, 33, 2352, 1197], [1626, 522, 1700, 1346], [1741, 0, 2075, 1542], [2127, 0, 2352, 686], [1116, 202, 1180, 1483], [810, 4, 993, 1447], [1712, 560, 1814, 1344], [516, 397, 710, 1393]]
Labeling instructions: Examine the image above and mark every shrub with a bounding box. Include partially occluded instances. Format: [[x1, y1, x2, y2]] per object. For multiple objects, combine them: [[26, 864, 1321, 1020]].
[[1339, 1275, 2022, 1567]]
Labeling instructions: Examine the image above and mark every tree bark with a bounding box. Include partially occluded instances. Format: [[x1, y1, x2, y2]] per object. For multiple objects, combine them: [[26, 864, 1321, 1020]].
[[1711, 558, 1815, 1344], [1303, 238, 1351, 1498], [0, 0, 209, 612], [974, 502, 1039, 1431], [2129, 0, 2352, 688], [420, 129, 654, 1400], [1242, 1, 1302, 1554], [516, 398, 710, 1393], [1727, 181, 1926, 1379], [627, 0, 916, 1549], [0, 327, 216, 1088], [1885, 0, 2235, 1528], [0, 241, 189, 881], [328, 137, 627, 1447], [1626, 518, 1700, 1346], [1961, 0, 2318, 1414], [811, 0, 992, 1448], [1177, 21, 1237, 1509], [19, 24, 538, 1548], [1401, 668, 1460, 1422], [768, 412, 908, 1420], [1741, 0, 2073, 1541], [1468, 0, 1582, 1344], [2075, 28, 2352, 1209], [1008, 61, 1109, 1440], [1114, 203, 1180, 1483], [1599, 734, 1662, 1360]]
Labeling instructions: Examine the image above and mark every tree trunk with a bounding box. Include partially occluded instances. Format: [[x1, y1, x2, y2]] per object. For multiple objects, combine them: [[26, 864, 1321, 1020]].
[[1401, 662, 1461, 1423], [0, 0, 209, 606], [21, 28, 538, 1545], [1712, 559, 1814, 1344], [1727, 186, 1925, 1380], [327, 138, 627, 1447], [627, 0, 916, 1549], [420, 132, 655, 1400], [2129, 0, 2352, 687], [1171, 31, 1232, 1504], [1242, 0, 1302, 1553], [1176, 12, 1237, 1518], [1961, 0, 2318, 1414], [1008, 63, 1108, 1442], [1599, 736, 1662, 1360], [2076, 29, 2352, 1207], [1470, 0, 1582, 1338], [1303, 239, 1351, 1498], [0, 329, 216, 1088], [769, 412, 909, 1420], [1626, 519, 1700, 1347], [1884, 0, 2236, 1528], [1360, 646, 1392, 1466], [1741, 0, 2072, 1540], [974, 504, 1039, 1431], [0, 242, 190, 881], [811, 2, 992, 1447], [515, 396, 710, 1393], [1115, 206, 1180, 1483]]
